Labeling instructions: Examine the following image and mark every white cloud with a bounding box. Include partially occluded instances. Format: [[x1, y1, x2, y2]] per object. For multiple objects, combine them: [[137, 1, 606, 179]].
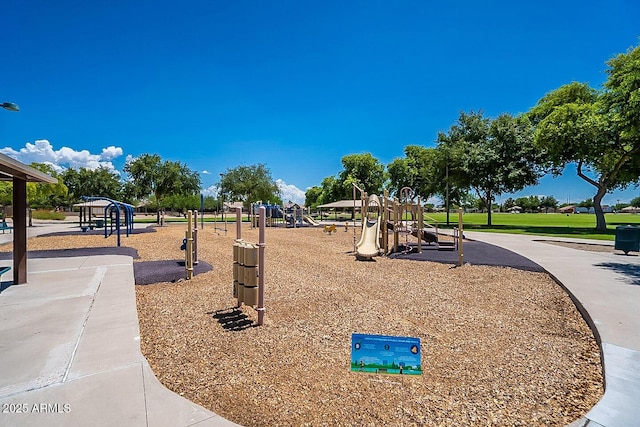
[[100, 146, 123, 161], [202, 170, 211, 175], [202, 184, 219, 197], [277, 179, 305, 205], [0, 139, 124, 174]]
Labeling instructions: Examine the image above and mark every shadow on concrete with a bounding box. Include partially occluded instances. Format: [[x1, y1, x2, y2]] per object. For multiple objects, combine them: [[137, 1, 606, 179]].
[[595, 262, 640, 286]]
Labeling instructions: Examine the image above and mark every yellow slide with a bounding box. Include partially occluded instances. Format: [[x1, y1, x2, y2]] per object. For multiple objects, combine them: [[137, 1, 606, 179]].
[[356, 195, 381, 259]]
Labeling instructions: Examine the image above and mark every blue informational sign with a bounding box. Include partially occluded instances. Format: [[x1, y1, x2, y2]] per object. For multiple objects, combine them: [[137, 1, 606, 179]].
[[351, 333, 422, 375]]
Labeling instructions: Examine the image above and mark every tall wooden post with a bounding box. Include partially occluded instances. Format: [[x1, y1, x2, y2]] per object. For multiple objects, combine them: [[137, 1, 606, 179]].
[[13, 178, 27, 284], [257, 206, 266, 326]]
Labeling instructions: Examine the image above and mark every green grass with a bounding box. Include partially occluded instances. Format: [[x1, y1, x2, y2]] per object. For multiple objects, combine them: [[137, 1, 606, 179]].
[[426, 212, 640, 240], [32, 210, 67, 221], [132, 210, 640, 241]]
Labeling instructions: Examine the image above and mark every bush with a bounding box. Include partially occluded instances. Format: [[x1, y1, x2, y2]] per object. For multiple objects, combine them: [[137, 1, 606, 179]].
[[32, 210, 67, 220]]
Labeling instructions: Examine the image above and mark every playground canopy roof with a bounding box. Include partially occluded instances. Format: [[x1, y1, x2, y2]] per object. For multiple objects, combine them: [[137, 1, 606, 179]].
[[317, 200, 363, 209], [74, 200, 135, 208]]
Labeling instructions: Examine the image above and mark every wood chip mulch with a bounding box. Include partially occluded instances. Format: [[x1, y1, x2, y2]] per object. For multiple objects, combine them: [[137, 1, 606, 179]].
[[12, 223, 603, 426]]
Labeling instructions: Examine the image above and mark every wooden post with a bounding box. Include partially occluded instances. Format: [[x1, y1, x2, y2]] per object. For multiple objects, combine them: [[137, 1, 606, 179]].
[[13, 178, 27, 284], [257, 206, 266, 326], [186, 210, 194, 279], [417, 196, 422, 254], [458, 208, 464, 267], [193, 210, 198, 264]]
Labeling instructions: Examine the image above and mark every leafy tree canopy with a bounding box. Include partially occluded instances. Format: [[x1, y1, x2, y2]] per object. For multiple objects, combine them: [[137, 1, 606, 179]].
[[219, 163, 279, 208], [527, 43, 640, 230], [338, 153, 386, 199], [124, 154, 201, 212], [437, 111, 541, 225], [61, 166, 123, 202], [26, 163, 68, 209]]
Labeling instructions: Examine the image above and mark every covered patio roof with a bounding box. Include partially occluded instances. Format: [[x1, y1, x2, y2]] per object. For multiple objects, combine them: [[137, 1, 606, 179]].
[[0, 153, 58, 183], [0, 153, 58, 285]]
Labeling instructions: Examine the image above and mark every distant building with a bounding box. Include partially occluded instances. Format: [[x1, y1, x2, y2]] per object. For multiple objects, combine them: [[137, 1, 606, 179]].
[[588, 205, 613, 214]]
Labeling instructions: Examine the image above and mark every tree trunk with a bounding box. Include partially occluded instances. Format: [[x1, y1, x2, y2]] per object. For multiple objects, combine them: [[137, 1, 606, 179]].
[[593, 186, 607, 232]]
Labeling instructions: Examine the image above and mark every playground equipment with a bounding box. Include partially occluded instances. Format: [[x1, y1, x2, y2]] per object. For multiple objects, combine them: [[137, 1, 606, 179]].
[[232, 206, 266, 326], [351, 188, 465, 263], [323, 224, 337, 235], [80, 197, 134, 247], [356, 194, 382, 259], [303, 215, 320, 226], [252, 202, 309, 228], [183, 210, 199, 280]]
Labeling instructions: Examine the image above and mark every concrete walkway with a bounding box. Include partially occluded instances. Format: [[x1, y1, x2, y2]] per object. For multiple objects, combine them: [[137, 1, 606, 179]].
[[464, 231, 640, 427], [0, 220, 638, 426], [0, 254, 239, 427], [0, 220, 240, 426]]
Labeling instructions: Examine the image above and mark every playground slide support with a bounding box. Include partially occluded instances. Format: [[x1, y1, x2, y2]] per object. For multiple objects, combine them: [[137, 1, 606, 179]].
[[352, 183, 366, 253]]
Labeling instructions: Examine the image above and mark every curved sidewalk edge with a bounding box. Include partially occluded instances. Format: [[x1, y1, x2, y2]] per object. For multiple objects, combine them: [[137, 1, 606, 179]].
[[464, 231, 640, 427], [0, 254, 240, 427]]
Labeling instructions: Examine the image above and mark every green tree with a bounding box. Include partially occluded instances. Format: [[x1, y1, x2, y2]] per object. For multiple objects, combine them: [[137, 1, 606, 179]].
[[338, 153, 385, 199], [124, 154, 201, 221], [26, 163, 68, 209], [630, 196, 640, 207], [387, 146, 441, 200], [528, 43, 640, 231], [540, 195, 559, 213], [61, 167, 123, 202], [437, 111, 541, 225], [304, 186, 324, 208], [219, 163, 279, 209]]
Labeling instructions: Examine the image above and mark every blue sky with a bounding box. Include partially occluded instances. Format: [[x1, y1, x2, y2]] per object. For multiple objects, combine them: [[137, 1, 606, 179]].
[[1, 1, 639, 206]]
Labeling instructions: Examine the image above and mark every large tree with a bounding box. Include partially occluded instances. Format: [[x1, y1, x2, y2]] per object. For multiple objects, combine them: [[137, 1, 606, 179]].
[[219, 163, 279, 208], [26, 163, 68, 209], [387, 146, 439, 199], [528, 44, 640, 231], [437, 111, 541, 225], [124, 154, 201, 220], [61, 166, 123, 202], [338, 153, 386, 200]]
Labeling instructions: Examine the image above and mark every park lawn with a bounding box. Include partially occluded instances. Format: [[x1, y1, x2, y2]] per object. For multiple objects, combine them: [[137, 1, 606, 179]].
[[427, 212, 640, 241]]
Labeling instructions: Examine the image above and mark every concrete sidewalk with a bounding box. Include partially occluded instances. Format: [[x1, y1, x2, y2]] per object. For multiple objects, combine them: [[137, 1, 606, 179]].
[[464, 231, 640, 427], [0, 254, 239, 427]]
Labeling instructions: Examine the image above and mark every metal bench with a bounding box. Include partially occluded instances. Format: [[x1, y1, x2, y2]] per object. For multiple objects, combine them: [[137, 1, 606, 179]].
[[0, 220, 12, 234], [0, 266, 11, 281]]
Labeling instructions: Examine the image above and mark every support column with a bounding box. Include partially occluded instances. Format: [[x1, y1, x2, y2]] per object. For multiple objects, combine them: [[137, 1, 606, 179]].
[[13, 178, 27, 284]]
